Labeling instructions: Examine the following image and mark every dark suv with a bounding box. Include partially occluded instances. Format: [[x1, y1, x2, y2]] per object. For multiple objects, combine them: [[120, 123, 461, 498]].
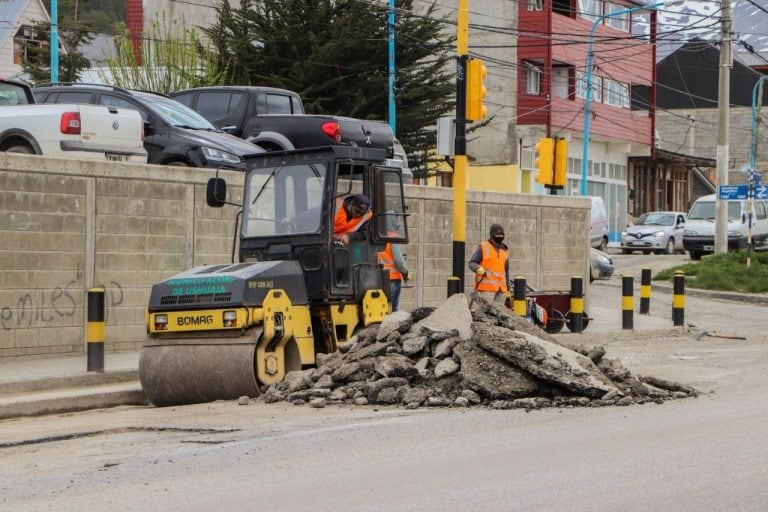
[[33, 83, 262, 169]]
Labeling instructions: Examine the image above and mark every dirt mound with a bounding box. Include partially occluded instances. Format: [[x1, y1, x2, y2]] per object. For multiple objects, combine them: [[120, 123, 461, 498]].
[[259, 293, 698, 410]]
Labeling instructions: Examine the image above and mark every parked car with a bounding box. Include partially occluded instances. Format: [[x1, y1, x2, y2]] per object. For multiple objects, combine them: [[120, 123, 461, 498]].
[[589, 196, 609, 251], [683, 194, 768, 260], [621, 211, 687, 255], [0, 78, 146, 162], [33, 83, 263, 170], [590, 248, 614, 282]]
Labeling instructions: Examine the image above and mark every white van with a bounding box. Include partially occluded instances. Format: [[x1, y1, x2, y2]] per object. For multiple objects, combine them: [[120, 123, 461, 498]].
[[682, 193, 768, 260], [589, 196, 609, 251]]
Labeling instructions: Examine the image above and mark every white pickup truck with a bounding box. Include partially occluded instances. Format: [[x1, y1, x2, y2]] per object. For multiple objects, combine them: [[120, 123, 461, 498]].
[[0, 78, 146, 163]]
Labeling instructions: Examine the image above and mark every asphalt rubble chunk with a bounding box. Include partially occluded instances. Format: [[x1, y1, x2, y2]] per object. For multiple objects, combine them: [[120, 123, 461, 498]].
[[259, 293, 698, 410]]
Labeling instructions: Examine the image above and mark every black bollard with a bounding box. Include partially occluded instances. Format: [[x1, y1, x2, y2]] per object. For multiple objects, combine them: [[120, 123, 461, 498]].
[[513, 275, 527, 317], [639, 267, 651, 315], [570, 275, 584, 333], [87, 287, 105, 372], [622, 275, 634, 330], [673, 270, 685, 326]]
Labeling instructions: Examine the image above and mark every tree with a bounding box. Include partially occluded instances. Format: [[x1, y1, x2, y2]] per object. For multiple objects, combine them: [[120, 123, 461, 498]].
[[21, 0, 95, 84], [204, 0, 455, 176], [101, 15, 225, 95]]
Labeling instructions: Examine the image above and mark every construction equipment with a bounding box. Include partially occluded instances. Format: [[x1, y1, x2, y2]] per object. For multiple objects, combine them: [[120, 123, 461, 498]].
[[139, 146, 409, 406]]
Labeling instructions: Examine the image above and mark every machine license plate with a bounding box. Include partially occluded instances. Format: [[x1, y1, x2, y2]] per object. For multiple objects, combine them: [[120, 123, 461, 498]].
[[106, 153, 128, 162], [703, 245, 714, 251]]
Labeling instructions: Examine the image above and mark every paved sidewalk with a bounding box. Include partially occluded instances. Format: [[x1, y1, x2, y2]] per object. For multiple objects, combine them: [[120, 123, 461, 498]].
[[0, 351, 145, 420]]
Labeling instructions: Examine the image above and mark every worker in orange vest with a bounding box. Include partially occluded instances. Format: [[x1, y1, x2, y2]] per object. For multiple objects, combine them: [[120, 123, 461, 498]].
[[333, 194, 372, 247], [468, 224, 510, 303], [377, 213, 409, 311]]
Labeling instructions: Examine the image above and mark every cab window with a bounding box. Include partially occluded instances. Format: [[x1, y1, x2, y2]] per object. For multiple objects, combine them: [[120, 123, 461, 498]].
[[374, 167, 408, 242]]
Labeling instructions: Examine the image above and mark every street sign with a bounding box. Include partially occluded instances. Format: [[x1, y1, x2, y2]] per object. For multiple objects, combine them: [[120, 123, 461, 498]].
[[718, 185, 749, 200], [756, 185, 767, 200]]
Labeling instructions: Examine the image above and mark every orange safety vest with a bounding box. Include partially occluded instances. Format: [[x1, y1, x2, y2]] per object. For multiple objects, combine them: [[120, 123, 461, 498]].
[[476, 241, 508, 293], [377, 231, 403, 281], [334, 197, 372, 235]]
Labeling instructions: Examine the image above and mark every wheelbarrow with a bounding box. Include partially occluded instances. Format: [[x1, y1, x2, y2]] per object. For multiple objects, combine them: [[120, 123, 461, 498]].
[[505, 284, 591, 334]]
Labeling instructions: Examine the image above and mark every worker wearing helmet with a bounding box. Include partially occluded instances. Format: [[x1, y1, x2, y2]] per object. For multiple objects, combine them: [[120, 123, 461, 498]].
[[334, 194, 372, 247], [468, 224, 509, 303]]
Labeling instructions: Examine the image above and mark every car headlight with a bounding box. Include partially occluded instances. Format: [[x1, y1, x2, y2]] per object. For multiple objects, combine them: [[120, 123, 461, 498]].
[[621, 230, 627, 237], [727, 230, 744, 237], [201, 146, 241, 165], [684, 230, 697, 236], [654, 230, 665, 237]]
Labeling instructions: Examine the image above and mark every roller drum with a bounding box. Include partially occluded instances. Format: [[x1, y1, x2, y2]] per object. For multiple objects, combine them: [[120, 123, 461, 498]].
[[139, 334, 262, 407]]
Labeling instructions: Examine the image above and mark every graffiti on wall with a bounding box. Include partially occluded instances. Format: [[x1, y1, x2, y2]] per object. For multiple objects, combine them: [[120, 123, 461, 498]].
[[0, 265, 124, 331]]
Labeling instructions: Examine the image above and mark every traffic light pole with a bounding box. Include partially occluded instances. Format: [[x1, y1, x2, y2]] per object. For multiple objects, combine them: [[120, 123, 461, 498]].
[[448, 0, 469, 297]]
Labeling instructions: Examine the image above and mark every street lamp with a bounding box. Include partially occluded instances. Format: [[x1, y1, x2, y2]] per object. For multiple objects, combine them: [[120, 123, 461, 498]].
[[579, 1, 668, 196]]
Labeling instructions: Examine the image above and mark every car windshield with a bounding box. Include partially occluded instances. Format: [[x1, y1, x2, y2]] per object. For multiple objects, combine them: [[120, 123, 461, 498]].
[[135, 92, 216, 130], [243, 161, 327, 237], [636, 213, 675, 226], [688, 201, 741, 221]]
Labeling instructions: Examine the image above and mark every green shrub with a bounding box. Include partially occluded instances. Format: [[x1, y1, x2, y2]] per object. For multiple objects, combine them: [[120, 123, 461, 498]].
[[653, 251, 768, 293]]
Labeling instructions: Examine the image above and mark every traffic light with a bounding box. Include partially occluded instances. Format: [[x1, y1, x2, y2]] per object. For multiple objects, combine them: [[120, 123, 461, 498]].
[[466, 58, 488, 121], [534, 137, 554, 186], [554, 138, 568, 188]]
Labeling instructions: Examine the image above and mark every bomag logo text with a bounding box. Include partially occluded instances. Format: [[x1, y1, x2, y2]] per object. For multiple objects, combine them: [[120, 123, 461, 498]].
[[177, 315, 214, 326]]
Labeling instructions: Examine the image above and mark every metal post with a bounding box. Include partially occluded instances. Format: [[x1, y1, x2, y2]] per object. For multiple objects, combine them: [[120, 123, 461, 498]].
[[86, 287, 105, 372], [449, 0, 469, 296], [50, 0, 59, 83], [749, 78, 768, 171], [621, 275, 634, 330], [387, 0, 396, 135], [639, 267, 651, 314], [570, 275, 584, 333], [715, 0, 732, 254], [513, 276, 527, 317], [447, 276, 461, 298], [672, 270, 685, 326]]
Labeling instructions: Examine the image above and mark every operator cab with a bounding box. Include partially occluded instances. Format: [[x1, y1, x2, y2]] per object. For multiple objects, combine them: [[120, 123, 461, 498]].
[[207, 145, 409, 303]]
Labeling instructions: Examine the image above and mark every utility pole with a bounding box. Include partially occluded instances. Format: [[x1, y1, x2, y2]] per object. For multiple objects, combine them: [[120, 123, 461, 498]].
[[387, 0, 396, 135], [715, 0, 732, 254], [50, 0, 59, 83], [448, 0, 469, 297]]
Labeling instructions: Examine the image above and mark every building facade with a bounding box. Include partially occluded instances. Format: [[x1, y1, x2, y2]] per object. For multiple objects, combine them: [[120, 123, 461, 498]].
[[516, 0, 657, 240], [0, 0, 50, 78]]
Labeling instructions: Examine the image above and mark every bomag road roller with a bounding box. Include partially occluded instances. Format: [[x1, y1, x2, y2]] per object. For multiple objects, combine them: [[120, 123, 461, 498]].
[[139, 146, 409, 406]]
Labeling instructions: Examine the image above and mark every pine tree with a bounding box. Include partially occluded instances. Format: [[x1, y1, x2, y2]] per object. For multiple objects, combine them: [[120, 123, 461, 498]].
[[205, 0, 455, 176]]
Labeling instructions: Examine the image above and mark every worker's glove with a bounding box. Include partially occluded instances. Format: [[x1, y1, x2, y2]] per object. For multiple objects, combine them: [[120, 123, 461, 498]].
[[402, 271, 410, 282], [505, 291, 514, 300], [475, 266, 486, 276]]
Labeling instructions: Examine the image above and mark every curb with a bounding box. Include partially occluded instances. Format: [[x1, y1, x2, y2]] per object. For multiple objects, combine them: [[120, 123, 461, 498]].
[[0, 382, 147, 421], [1, 369, 139, 395], [555, 326, 686, 343]]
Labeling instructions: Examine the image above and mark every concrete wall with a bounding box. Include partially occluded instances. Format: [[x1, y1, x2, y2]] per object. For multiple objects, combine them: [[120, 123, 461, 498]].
[[0, 155, 589, 362]]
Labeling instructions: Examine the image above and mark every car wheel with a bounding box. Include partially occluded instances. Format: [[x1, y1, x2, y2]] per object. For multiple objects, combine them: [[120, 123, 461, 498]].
[[689, 250, 702, 261], [5, 145, 34, 154], [167, 161, 190, 167], [665, 238, 675, 255], [599, 237, 608, 252]]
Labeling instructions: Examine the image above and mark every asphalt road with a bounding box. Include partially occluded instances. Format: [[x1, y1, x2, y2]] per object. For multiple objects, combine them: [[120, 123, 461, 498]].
[[2, 252, 767, 511]]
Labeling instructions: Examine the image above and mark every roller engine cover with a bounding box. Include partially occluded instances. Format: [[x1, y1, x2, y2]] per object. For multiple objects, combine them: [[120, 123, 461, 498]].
[[148, 260, 308, 311]]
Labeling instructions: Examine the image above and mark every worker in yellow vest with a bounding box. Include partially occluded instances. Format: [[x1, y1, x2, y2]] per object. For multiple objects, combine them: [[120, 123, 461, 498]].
[[377, 213, 409, 311], [468, 224, 509, 303]]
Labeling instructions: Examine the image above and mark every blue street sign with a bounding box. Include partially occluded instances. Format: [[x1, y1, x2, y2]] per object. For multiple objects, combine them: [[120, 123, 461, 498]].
[[756, 185, 767, 200], [754, 173, 762, 186], [718, 185, 749, 200]]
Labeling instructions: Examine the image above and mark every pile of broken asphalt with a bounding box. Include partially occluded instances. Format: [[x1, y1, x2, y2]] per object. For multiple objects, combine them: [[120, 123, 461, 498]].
[[258, 293, 698, 410]]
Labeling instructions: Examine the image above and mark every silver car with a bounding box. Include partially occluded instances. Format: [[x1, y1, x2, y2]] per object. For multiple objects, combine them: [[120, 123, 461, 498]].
[[621, 211, 687, 255]]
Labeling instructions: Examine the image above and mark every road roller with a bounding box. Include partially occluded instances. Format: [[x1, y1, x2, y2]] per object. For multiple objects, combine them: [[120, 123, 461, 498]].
[[139, 146, 409, 406]]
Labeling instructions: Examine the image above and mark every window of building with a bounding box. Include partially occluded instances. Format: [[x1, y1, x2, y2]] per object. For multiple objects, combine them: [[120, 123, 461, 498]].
[[552, 66, 572, 98], [527, 0, 543, 11], [604, 3, 630, 31], [577, 71, 602, 101], [579, 0, 602, 21], [525, 63, 542, 95], [13, 26, 48, 66], [605, 79, 629, 108], [553, 0, 573, 16]]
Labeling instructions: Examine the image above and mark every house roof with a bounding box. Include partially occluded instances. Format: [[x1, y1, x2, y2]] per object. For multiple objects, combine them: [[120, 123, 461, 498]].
[[0, 0, 51, 49]]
